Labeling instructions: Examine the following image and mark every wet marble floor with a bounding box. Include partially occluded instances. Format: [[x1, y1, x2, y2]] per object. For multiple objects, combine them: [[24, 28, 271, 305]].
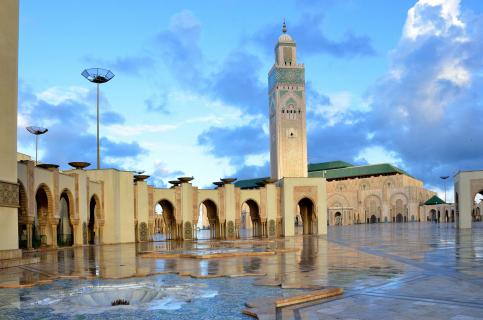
[[0, 222, 481, 319]]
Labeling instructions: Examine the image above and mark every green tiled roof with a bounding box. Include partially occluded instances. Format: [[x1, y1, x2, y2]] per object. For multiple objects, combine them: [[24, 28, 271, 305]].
[[236, 161, 413, 188], [308, 161, 353, 172], [234, 177, 269, 189], [424, 195, 445, 205], [308, 163, 412, 180]]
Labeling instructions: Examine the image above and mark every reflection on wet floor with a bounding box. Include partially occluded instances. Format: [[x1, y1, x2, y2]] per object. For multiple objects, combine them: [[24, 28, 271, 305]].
[[0, 223, 482, 319]]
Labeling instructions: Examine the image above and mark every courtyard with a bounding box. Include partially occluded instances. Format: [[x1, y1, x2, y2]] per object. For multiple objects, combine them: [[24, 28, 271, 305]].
[[0, 223, 481, 319]]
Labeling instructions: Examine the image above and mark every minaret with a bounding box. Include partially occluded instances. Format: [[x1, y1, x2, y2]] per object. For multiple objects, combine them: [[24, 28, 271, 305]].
[[268, 21, 308, 180]]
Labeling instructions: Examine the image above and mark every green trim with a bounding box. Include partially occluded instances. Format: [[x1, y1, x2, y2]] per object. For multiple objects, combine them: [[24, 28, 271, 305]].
[[424, 195, 446, 205], [234, 177, 269, 189], [308, 163, 413, 180], [237, 161, 415, 188], [308, 161, 353, 172]]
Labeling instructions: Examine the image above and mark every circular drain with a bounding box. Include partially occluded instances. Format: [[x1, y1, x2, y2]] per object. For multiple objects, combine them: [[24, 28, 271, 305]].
[[111, 299, 130, 306], [70, 287, 159, 307], [27, 281, 218, 315]]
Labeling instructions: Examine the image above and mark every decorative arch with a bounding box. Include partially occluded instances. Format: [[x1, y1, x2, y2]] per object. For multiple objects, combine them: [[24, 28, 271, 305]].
[[364, 194, 382, 224], [156, 199, 176, 239], [35, 183, 54, 219], [88, 194, 101, 245], [199, 199, 220, 239], [328, 193, 350, 208], [298, 198, 316, 235], [240, 199, 262, 238], [57, 189, 75, 246], [35, 183, 54, 246], [390, 193, 408, 223], [59, 188, 76, 221], [17, 180, 29, 249]]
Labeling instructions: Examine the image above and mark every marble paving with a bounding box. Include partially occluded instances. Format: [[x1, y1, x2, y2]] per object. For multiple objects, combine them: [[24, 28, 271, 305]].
[[0, 223, 481, 319]]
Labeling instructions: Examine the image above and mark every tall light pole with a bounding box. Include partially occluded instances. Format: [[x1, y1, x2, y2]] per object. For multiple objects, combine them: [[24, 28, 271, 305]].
[[26, 126, 48, 165], [81, 68, 115, 170], [440, 176, 449, 202]]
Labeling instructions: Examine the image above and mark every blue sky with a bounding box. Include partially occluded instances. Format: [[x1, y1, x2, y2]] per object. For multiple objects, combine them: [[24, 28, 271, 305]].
[[17, 0, 483, 198]]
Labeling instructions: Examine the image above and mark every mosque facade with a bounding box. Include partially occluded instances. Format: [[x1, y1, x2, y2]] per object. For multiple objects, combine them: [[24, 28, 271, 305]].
[[0, 0, 478, 265], [2, 17, 327, 257]]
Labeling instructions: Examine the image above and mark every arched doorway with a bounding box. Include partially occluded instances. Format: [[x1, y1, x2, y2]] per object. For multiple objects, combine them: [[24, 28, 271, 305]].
[[88, 196, 100, 245], [17, 181, 28, 249], [430, 209, 437, 222], [394, 199, 405, 223], [241, 200, 261, 238], [157, 199, 176, 240], [35, 185, 52, 247], [298, 198, 316, 235], [199, 200, 219, 239], [334, 212, 342, 226], [57, 191, 73, 246], [364, 195, 381, 224], [370, 215, 377, 224]]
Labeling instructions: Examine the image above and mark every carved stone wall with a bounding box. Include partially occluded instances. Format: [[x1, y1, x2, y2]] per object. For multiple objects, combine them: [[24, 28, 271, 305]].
[[0, 180, 19, 208], [139, 222, 148, 241]]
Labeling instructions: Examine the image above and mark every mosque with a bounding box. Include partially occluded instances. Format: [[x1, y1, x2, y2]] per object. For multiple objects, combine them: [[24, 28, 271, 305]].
[[0, 0, 480, 266]]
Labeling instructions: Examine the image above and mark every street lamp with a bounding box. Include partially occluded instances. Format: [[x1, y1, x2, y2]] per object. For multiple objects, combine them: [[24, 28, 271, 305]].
[[26, 126, 48, 165], [81, 68, 115, 170], [440, 176, 449, 202]]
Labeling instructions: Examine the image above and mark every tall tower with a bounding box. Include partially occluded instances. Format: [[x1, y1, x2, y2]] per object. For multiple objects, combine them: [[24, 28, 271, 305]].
[[269, 21, 308, 180]]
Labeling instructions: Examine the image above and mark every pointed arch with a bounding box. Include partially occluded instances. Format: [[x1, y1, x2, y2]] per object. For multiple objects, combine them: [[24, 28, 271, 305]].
[[58, 188, 75, 246], [199, 199, 219, 239], [298, 197, 316, 235]]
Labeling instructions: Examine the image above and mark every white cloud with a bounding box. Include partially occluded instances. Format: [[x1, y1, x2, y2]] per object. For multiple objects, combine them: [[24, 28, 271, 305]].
[[312, 91, 368, 127], [36, 86, 89, 105], [437, 58, 471, 87], [404, 0, 465, 40], [355, 146, 404, 168], [245, 152, 269, 167], [106, 124, 177, 137]]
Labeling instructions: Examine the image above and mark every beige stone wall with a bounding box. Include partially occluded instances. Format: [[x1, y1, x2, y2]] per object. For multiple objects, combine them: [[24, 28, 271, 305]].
[[455, 170, 483, 228], [85, 169, 134, 244], [0, 0, 20, 254], [278, 177, 327, 236], [326, 173, 435, 225], [134, 181, 149, 241]]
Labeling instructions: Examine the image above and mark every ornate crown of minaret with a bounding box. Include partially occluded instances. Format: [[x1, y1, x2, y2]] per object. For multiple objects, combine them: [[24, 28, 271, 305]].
[[268, 21, 308, 180]]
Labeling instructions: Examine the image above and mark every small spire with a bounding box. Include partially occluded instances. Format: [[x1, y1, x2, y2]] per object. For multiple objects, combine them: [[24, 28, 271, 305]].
[[282, 19, 287, 33]]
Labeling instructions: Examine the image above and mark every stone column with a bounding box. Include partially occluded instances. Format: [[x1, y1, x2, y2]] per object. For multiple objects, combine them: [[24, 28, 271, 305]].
[[26, 223, 33, 250], [72, 224, 79, 246], [51, 224, 58, 248], [0, 0, 21, 260]]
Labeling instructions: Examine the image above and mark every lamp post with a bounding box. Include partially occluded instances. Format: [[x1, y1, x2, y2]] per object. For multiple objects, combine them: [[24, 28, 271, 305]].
[[26, 126, 48, 165], [81, 68, 115, 170], [440, 176, 449, 202]]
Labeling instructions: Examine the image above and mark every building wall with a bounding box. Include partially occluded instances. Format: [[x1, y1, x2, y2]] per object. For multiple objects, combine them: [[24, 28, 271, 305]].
[[0, 0, 20, 255], [85, 169, 134, 244], [455, 170, 483, 228], [278, 177, 327, 236], [326, 173, 435, 225]]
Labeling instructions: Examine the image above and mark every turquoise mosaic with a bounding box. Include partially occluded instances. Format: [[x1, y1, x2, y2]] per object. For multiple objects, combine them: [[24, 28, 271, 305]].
[[268, 67, 304, 92]]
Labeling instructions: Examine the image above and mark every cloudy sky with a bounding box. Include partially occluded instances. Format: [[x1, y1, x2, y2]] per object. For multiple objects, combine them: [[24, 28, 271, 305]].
[[17, 0, 483, 199]]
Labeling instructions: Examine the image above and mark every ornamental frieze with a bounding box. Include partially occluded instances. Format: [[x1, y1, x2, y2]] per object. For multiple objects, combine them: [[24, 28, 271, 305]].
[[268, 67, 305, 92], [0, 180, 19, 208]]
